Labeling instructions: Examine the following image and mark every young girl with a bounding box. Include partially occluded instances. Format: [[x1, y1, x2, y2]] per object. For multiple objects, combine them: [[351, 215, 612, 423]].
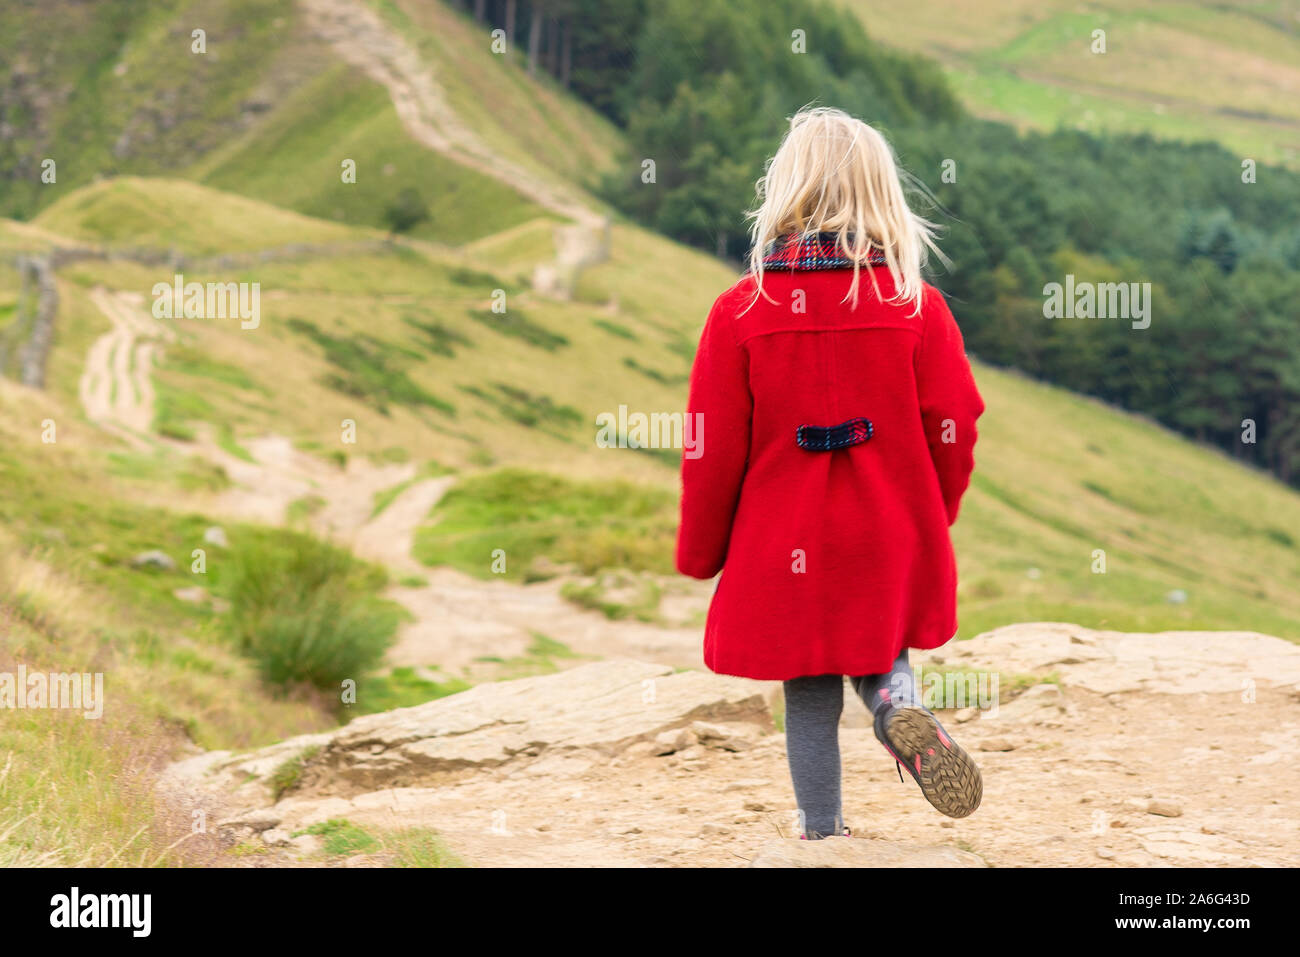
[[676, 107, 985, 838]]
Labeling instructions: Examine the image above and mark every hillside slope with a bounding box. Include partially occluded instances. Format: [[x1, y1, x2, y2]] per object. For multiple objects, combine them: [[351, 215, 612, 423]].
[[10, 169, 1300, 644], [839, 0, 1300, 167]]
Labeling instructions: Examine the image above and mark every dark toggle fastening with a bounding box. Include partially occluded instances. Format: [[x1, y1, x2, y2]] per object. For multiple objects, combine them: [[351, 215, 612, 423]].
[[795, 417, 874, 451]]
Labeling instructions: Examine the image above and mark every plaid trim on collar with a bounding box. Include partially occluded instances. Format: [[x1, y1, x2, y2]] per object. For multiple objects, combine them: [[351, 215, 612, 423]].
[[760, 232, 886, 270]]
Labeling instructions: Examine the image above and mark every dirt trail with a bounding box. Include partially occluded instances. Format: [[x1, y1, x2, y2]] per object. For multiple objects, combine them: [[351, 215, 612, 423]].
[[298, 0, 602, 230], [79, 287, 174, 446], [80, 289, 702, 676], [79, 289, 446, 543], [387, 566, 706, 675]]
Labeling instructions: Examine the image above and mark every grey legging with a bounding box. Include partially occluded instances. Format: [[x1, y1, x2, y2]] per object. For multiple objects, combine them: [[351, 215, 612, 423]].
[[783, 649, 918, 839]]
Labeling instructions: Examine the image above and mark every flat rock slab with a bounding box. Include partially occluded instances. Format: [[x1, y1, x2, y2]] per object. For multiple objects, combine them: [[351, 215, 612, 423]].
[[165, 659, 771, 806], [932, 622, 1300, 696], [750, 838, 987, 868]]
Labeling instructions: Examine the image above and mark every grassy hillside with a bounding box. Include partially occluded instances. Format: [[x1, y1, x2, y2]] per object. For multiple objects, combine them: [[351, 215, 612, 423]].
[[191, 63, 550, 244], [414, 349, 1300, 642], [839, 0, 1300, 167], [33, 176, 365, 252], [0, 0, 337, 218], [5, 0, 1299, 645], [371, 0, 624, 196]]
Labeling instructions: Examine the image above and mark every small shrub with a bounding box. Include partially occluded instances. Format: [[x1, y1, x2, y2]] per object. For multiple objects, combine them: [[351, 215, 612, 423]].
[[383, 188, 429, 235], [223, 533, 400, 693]]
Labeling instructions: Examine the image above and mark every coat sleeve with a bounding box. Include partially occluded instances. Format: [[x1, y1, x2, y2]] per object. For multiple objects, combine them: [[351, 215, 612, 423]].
[[675, 293, 752, 579], [915, 288, 984, 526]]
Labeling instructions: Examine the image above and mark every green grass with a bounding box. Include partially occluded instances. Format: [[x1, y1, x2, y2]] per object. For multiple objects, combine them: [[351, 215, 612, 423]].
[[593, 317, 638, 340], [370, 461, 452, 519], [292, 818, 465, 866], [286, 495, 327, 525], [403, 315, 472, 358], [33, 178, 362, 253], [837, 0, 1300, 167], [269, 745, 321, 801], [468, 307, 569, 351], [622, 356, 686, 386], [561, 576, 664, 622], [296, 819, 378, 856], [470, 631, 586, 680], [352, 667, 471, 715], [222, 531, 405, 695], [459, 383, 582, 432], [413, 468, 678, 580], [105, 450, 230, 493], [386, 828, 466, 868], [287, 317, 456, 417], [194, 63, 547, 243], [216, 423, 256, 463]]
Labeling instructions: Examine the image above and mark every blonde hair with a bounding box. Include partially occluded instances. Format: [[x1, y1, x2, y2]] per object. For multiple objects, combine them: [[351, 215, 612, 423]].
[[746, 107, 944, 315]]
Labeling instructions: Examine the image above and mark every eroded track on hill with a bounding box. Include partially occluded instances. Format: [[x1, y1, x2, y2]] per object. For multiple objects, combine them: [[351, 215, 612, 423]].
[[299, 0, 602, 230], [79, 289, 706, 677]]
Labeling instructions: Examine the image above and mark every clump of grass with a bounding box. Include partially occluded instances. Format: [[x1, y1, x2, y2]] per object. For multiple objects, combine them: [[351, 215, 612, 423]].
[[223, 532, 402, 694], [594, 317, 637, 340], [286, 494, 327, 525], [269, 745, 321, 800], [446, 266, 502, 288], [622, 356, 685, 385], [387, 828, 466, 868], [413, 468, 676, 579], [1264, 527, 1294, 548], [290, 819, 464, 866], [403, 315, 471, 358], [217, 422, 256, 463], [370, 461, 453, 519], [353, 666, 470, 714], [153, 380, 213, 440], [468, 308, 568, 351], [287, 318, 454, 416], [472, 632, 584, 679], [561, 576, 662, 622], [296, 819, 377, 856], [461, 383, 582, 432]]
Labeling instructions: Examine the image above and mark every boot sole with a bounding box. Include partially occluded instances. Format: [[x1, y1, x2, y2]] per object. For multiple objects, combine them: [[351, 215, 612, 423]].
[[885, 707, 983, 818]]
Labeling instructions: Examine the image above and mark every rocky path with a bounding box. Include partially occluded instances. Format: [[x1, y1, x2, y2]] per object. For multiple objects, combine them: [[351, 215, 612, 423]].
[[164, 625, 1300, 868]]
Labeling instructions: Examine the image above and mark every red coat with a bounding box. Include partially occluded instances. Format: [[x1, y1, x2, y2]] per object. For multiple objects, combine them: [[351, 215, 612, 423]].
[[676, 264, 984, 680]]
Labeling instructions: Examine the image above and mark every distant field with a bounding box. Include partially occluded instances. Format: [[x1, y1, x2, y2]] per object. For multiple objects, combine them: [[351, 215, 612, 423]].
[[839, 0, 1300, 167]]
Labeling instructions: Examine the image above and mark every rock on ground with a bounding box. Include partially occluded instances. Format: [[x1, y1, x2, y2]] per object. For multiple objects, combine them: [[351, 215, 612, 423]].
[[159, 624, 1300, 868]]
